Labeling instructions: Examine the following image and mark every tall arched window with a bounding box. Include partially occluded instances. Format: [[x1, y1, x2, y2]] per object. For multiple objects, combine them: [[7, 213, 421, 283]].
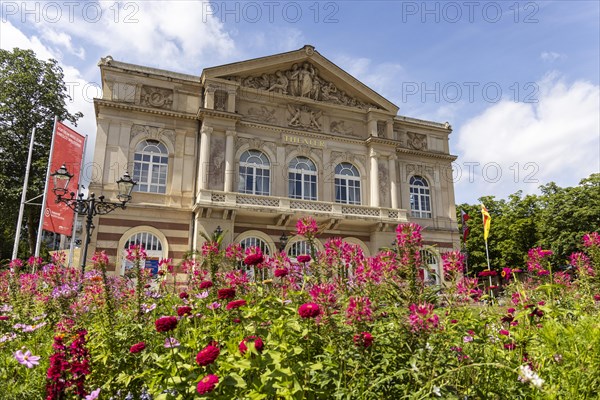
[[133, 140, 168, 194], [122, 231, 164, 275], [289, 157, 317, 200], [334, 163, 361, 205], [287, 240, 311, 259], [238, 150, 270, 195], [410, 176, 431, 218]]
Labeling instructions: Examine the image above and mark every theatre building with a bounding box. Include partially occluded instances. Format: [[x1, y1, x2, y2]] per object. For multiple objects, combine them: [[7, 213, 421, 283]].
[[89, 45, 460, 280]]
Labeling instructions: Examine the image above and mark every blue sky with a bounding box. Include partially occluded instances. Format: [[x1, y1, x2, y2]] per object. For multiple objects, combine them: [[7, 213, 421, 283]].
[[1, 1, 599, 204]]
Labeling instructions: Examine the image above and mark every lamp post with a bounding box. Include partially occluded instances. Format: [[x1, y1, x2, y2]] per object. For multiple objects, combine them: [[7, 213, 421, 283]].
[[51, 164, 136, 275], [279, 232, 289, 252]]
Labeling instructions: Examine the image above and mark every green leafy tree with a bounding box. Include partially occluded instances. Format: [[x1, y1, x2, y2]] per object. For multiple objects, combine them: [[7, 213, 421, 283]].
[[0, 48, 82, 261]]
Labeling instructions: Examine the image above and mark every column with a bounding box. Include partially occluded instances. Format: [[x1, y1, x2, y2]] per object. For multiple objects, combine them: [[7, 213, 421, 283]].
[[227, 89, 237, 113], [198, 125, 212, 190], [388, 154, 398, 209], [204, 85, 215, 109], [224, 130, 236, 192], [386, 120, 394, 139], [369, 148, 379, 207]]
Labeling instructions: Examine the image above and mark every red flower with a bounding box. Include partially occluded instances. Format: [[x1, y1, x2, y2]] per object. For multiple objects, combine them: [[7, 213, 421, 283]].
[[232, 318, 241, 324], [217, 288, 236, 300], [226, 299, 247, 310], [199, 280, 213, 289], [353, 332, 374, 348], [0, 315, 9, 321], [298, 302, 321, 319], [297, 254, 311, 263], [239, 336, 264, 355], [177, 306, 192, 317], [155, 316, 178, 332], [196, 374, 219, 395], [129, 342, 146, 354], [594, 294, 600, 301], [196, 344, 220, 366], [179, 292, 189, 299], [504, 343, 516, 350], [499, 329, 510, 336], [274, 268, 289, 278], [244, 253, 264, 266]]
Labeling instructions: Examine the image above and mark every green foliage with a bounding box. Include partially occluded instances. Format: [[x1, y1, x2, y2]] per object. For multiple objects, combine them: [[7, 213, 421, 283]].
[[458, 174, 600, 273], [0, 48, 82, 261]]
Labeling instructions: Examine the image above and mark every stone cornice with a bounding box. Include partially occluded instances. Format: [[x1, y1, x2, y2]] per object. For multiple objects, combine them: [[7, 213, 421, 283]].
[[98, 56, 200, 84], [366, 136, 400, 147], [94, 99, 197, 120], [395, 115, 452, 132], [396, 147, 458, 161], [197, 108, 242, 122]]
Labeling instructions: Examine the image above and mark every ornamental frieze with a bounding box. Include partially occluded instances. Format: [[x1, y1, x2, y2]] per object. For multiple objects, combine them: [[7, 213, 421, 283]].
[[287, 104, 322, 131], [224, 62, 379, 110], [130, 124, 175, 145], [244, 106, 277, 124], [140, 85, 173, 109], [407, 132, 428, 151]]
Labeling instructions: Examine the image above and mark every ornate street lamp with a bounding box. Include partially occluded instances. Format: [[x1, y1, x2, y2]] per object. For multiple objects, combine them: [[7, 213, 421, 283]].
[[51, 164, 136, 275], [214, 226, 223, 237], [279, 232, 289, 251]]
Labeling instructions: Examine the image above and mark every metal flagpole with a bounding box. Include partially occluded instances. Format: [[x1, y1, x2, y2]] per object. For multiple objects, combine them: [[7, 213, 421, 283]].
[[12, 127, 36, 260], [68, 135, 88, 267], [35, 116, 58, 258]]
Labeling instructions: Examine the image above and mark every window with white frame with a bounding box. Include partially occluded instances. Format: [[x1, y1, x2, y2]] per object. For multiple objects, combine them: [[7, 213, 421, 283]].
[[238, 150, 271, 195], [420, 249, 439, 285], [334, 163, 361, 205], [287, 240, 311, 259], [288, 157, 317, 200], [122, 231, 164, 275], [410, 176, 432, 218], [239, 236, 271, 281], [132, 140, 168, 194]]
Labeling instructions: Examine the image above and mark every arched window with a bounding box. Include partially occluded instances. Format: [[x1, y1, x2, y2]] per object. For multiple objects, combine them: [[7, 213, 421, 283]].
[[287, 240, 311, 259], [410, 176, 431, 218], [122, 231, 164, 275], [420, 249, 439, 285], [334, 163, 361, 205], [133, 140, 168, 194], [238, 237, 271, 281], [238, 150, 270, 195], [289, 157, 317, 200]]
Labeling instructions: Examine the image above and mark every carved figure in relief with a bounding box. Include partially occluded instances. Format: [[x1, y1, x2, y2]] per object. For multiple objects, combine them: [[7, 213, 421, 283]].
[[246, 106, 277, 123], [311, 70, 322, 101], [330, 120, 354, 136], [287, 64, 300, 96], [288, 104, 322, 130], [299, 63, 315, 98], [407, 132, 427, 150], [267, 71, 289, 94]]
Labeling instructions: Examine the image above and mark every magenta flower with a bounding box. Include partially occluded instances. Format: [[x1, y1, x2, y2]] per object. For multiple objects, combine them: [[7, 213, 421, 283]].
[[296, 217, 319, 238], [583, 232, 599, 248], [408, 303, 440, 333], [84, 388, 101, 400], [14, 349, 41, 368]]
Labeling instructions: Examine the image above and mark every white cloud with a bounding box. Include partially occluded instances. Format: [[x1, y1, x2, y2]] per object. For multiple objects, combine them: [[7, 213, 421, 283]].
[[333, 55, 405, 100], [541, 51, 565, 62], [455, 73, 599, 201]]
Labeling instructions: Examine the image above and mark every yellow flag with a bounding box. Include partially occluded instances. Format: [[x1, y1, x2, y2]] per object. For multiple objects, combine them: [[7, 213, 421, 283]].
[[481, 204, 491, 241]]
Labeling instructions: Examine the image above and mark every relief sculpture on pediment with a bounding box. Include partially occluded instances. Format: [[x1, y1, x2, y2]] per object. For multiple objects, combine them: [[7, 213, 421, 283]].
[[245, 106, 277, 123], [224, 62, 379, 110], [140, 86, 173, 109]]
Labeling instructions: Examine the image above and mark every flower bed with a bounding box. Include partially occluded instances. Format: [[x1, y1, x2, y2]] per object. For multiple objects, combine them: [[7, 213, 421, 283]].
[[1, 224, 599, 399]]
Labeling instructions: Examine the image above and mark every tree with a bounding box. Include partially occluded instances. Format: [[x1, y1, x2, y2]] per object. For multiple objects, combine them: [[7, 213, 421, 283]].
[[0, 48, 82, 261]]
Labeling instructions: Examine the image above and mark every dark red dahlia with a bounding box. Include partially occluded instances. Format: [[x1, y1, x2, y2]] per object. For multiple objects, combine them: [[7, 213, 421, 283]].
[[177, 306, 193, 317], [239, 336, 264, 355], [297, 254, 311, 263], [130, 342, 146, 354], [226, 299, 247, 310], [244, 253, 264, 266], [298, 302, 321, 319], [155, 316, 178, 332], [594, 294, 600, 301], [353, 332, 374, 348], [196, 344, 220, 366], [217, 288, 236, 300], [274, 268, 289, 278], [197, 374, 219, 395], [504, 343, 517, 350], [0, 315, 9, 321], [179, 292, 189, 299], [199, 280, 213, 289]]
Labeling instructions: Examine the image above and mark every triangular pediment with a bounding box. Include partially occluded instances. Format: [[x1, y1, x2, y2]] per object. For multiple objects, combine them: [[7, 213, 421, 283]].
[[201, 45, 398, 114]]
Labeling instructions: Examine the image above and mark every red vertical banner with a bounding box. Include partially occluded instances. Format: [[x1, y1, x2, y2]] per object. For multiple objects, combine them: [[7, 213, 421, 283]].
[[42, 121, 86, 235]]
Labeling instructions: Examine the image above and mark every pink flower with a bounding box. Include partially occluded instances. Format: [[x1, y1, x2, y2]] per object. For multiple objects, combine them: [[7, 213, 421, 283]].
[[296, 217, 319, 237], [298, 303, 321, 319], [239, 336, 264, 355], [225, 243, 244, 262], [14, 349, 41, 368], [199, 280, 213, 289], [504, 343, 516, 350], [90, 252, 109, 267], [346, 296, 373, 325], [244, 253, 264, 266], [408, 303, 440, 333], [527, 247, 553, 275], [84, 388, 101, 400], [226, 300, 247, 310], [197, 374, 219, 395], [499, 329, 510, 336], [129, 342, 146, 354], [164, 337, 180, 348], [297, 254, 311, 263], [201, 241, 219, 257], [583, 232, 600, 248], [196, 343, 220, 366], [353, 332, 374, 348], [274, 268, 289, 278], [442, 251, 465, 278], [126, 244, 147, 262]]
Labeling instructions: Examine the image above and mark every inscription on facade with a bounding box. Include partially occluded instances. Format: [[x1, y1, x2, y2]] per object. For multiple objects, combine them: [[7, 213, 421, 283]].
[[283, 135, 325, 148]]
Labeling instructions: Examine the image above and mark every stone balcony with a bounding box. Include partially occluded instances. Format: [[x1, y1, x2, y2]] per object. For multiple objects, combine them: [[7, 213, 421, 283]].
[[194, 190, 408, 227]]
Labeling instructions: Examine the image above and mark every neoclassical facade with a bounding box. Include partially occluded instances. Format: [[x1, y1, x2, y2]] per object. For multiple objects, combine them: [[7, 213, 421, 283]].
[[89, 45, 460, 279]]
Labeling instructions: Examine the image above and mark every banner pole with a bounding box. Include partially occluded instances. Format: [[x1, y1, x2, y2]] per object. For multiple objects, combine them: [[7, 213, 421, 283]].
[[34, 116, 58, 260], [68, 135, 88, 267], [12, 127, 36, 260]]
